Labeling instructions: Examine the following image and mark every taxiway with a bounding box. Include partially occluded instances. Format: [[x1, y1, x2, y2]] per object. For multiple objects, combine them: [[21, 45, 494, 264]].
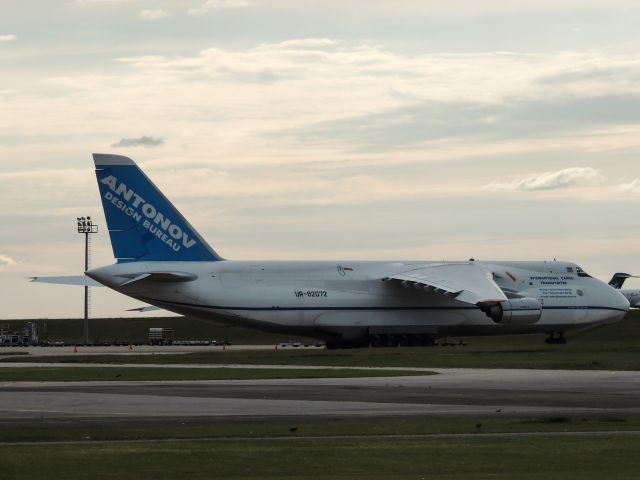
[[0, 367, 638, 427]]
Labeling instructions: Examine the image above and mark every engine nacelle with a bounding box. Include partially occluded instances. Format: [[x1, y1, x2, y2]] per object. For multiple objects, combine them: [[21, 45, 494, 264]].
[[478, 298, 542, 325]]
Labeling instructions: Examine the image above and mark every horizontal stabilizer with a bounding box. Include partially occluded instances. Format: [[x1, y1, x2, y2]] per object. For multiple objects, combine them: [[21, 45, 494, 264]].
[[120, 273, 151, 286], [29, 275, 103, 287], [126, 305, 163, 312], [117, 271, 198, 286], [384, 262, 507, 305]]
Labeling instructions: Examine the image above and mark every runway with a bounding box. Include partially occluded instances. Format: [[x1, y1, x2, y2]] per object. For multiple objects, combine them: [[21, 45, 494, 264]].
[[1, 368, 639, 427]]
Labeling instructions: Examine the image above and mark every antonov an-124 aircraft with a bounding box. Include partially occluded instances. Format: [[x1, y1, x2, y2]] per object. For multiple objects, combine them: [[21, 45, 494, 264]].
[[34, 154, 630, 347]]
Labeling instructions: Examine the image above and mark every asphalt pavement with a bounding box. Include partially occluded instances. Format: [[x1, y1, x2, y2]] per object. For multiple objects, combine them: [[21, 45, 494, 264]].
[[1, 367, 638, 427]]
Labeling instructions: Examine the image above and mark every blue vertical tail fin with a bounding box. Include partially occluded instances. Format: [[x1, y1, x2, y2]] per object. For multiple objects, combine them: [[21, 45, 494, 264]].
[[93, 153, 222, 262]]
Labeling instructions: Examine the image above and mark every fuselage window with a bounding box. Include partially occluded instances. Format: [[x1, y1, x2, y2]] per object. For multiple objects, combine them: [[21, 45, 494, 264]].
[[576, 267, 592, 278]]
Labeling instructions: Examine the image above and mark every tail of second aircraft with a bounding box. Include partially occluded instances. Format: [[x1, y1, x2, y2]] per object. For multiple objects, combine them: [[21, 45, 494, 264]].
[[93, 153, 222, 263], [608, 272, 634, 289]]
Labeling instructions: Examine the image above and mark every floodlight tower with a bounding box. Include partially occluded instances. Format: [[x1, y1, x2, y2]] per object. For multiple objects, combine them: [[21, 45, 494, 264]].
[[77, 216, 98, 344]]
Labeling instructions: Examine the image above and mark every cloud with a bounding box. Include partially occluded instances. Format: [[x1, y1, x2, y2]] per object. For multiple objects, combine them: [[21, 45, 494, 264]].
[[277, 38, 338, 48], [139, 9, 171, 20], [334, 0, 640, 15], [0, 35, 16, 42], [0, 254, 16, 268], [188, 0, 254, 16], [616, 178, 640, 193], [13, 41, 640, 170], [151, 168, 458, 205], [484, 167, 604, 191], [73, 0, 144, 5], [111, 136, 164, 148], [106, 42, 640, 154], [297, 94, 640, 152]]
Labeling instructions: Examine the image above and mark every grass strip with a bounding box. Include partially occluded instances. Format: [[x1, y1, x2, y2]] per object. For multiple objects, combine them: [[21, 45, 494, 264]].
[[0, 433, 638, 479], [8, 344, 640, 371], [2, 416, 639, 443]]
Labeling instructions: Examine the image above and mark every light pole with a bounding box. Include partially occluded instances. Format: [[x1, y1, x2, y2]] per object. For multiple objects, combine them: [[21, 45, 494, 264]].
[[77, 216, 98, 344]]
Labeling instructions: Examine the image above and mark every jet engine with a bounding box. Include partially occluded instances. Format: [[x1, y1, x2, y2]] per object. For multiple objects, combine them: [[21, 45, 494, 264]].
[[478, 298, 542, 325]]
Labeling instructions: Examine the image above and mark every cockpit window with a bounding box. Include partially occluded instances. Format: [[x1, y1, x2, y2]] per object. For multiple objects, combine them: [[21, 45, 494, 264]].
[[576, 267, 592, 278]]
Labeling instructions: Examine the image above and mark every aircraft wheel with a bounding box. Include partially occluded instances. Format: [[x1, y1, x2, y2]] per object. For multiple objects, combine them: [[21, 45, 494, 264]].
[[545, 332, 567, 345]]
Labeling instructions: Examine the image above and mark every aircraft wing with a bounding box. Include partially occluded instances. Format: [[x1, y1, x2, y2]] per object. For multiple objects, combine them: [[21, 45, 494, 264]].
[[384, 262, 507, 305], [29, 275, 103, 287]]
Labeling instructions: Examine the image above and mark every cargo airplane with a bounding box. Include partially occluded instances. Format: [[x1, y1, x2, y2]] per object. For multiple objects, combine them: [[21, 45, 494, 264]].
[[32, 154, 630, 347]]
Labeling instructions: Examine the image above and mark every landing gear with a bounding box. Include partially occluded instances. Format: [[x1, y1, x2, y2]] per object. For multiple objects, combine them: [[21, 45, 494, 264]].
[[365, 334, 438, 348], [545, 332, 567, 344]]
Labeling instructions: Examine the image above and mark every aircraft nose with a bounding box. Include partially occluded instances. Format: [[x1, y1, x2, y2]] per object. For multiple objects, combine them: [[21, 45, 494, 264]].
[[613, 288, 631, 311], [606, 285, 630, 314]]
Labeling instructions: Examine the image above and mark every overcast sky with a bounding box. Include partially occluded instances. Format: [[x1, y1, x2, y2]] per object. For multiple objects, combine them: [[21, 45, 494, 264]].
[[3, 0, 640, 319]]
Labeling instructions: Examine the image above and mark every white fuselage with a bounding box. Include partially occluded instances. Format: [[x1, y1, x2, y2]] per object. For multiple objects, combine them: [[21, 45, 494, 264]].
[[87, 259, 629, 345]]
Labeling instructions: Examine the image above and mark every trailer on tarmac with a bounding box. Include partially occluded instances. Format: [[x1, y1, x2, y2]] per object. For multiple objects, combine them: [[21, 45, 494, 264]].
[[148, 327, 174, 345]]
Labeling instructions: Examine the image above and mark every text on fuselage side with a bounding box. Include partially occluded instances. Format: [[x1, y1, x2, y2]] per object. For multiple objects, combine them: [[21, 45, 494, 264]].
[[540, 288, 576, 298], [100, 174, 197, 252], [295, 290, 328, 298], [530, 275, 574, 285]]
